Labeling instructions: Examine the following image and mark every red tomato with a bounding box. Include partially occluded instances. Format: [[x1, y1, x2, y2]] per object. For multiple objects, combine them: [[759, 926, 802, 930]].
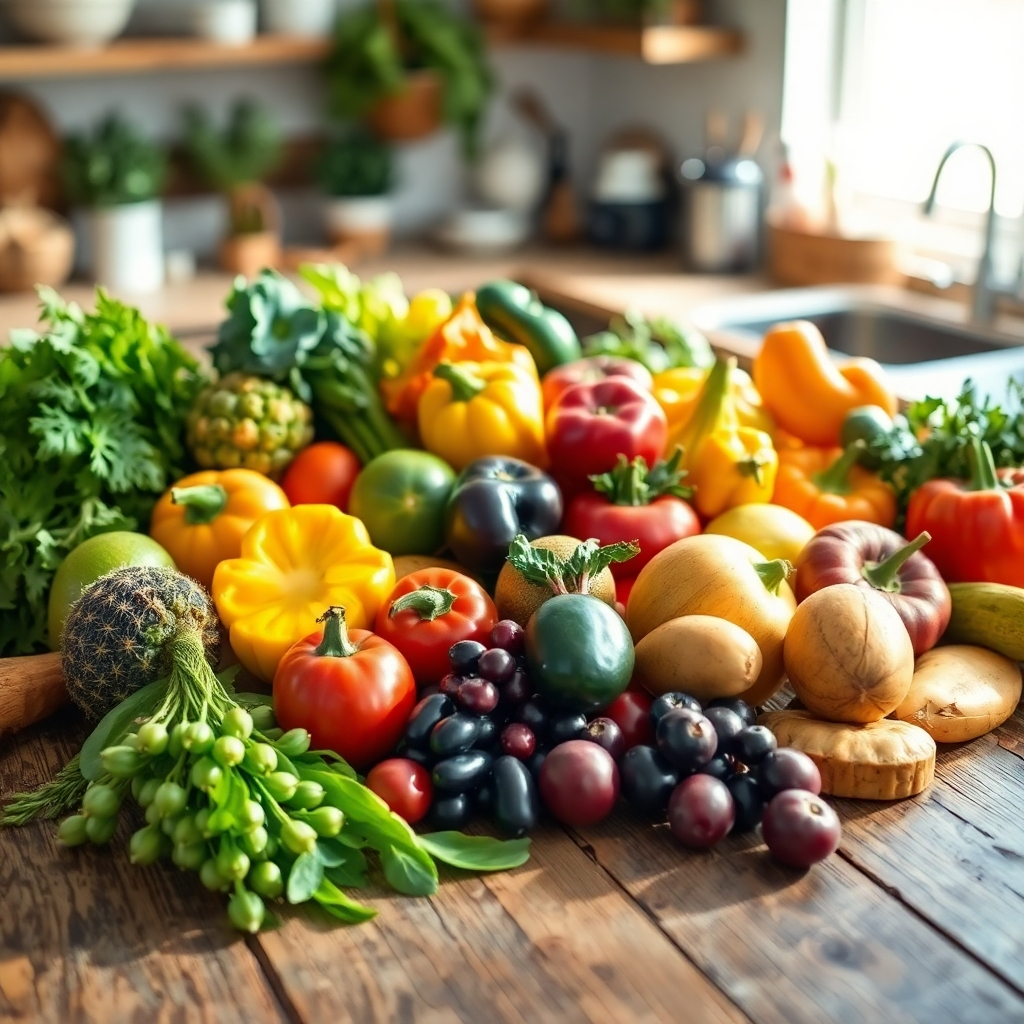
[[281, 442, 361, 511], [545, 378, 667, 494], [375, 568, 498, 686], [274, 608, 416, 771], [564, 491, 700, 579], [542, 356, 653, 411], [603, 690, 654, 751], [366, 758, 434, 824]]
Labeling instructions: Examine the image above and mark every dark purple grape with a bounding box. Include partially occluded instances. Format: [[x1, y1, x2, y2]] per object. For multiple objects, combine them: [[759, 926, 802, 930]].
[[492, 756, 539, 838], [516, 696, 551, 738], [501, 668, 531, 706], [429, 713, 481, 757], [702, 707, 744, 756], [431, 751, 494, 794], [477, 648, 516, 684], [473, 715, 499, 751], [699, 753, 734, 782], [582, 717, 625, 761], [490, 619, 526, 656], [650, 692, 702, 725], [426, 793, 473, 830], [732, 725, 777, 767], [667, 775, 734, 848], [501, 723, 536, 760], [404, 693, 455, 748], [438, 673, 463, 698], [457, 678, 500, 715], [655, 709, 717, 773], [524, 747, 548, 781], [727, 773, 766, 834], [757, 748, 822, 800], [706, 697, 757, 728], [619, 745, 679, 816], [418, 683, 441, 698], [548, 711, 588, 746], [474, 782, 495, 812], [762, 790, 841, 868], [449, 639, 487, 674], [398, 744, 434, 771]]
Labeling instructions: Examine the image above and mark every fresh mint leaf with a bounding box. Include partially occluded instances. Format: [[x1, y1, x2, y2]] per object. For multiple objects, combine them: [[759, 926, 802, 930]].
[[287, 851, 325, 904], [417, 832, 531, 872]]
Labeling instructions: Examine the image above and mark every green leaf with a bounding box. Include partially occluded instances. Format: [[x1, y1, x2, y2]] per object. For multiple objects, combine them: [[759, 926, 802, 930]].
[[313, 878, 377, 923], [379, 845, 438, 897], [286, 851, 325, 904], [322, 845, 369, 889], [80, 680, 167, 781], [505, 534, 564, 590], [417, 832, 531, 872]]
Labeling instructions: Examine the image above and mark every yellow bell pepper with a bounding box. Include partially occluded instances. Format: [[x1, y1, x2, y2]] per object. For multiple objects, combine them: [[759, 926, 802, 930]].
[[417, 360, 547, 471], [654, 364, 774, 454], [212, 505, 394, 682], [676, 356, 778, 519]]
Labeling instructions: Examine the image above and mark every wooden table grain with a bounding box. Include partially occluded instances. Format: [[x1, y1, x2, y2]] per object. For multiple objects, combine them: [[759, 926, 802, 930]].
[[2, 701, 1023, 1024]]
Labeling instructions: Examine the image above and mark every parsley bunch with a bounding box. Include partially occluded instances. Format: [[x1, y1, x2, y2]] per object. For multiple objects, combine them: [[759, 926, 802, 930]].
[[0, 288, 207, 655]]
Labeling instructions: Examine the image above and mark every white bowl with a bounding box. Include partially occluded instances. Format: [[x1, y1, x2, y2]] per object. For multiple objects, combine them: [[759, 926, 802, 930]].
[[4, 0, 137, 46], [434, 207, 531, 254], [260, 0, 336, 37], [192, 0, 257, 45]]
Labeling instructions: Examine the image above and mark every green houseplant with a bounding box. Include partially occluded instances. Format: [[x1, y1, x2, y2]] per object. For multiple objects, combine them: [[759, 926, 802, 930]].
[[61, 114, 167, 292], [181, 99, 284, 277], [320, 131, 395, 254], [324, 0, 493, 158]]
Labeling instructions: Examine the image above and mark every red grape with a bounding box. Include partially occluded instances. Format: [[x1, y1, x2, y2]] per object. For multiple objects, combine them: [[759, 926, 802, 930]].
[[539, 740, 619, 826], [490, 620, 525, 656], [757, 749, 822, 800], [604, 690, 654, 751], [761, 790, 841, 868], [477, 648, 516, 684], [501, 723, 536, 760], [667, 775, 735, 848], [457, 678, 499, 715]]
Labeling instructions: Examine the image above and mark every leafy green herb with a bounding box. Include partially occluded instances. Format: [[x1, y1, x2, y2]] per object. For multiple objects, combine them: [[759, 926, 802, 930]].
[[287, 851, 325, 904], [181, 99, 282, 193], [590, 449, 693, 505], [583, 309, 713, 374], [507, 534, 640, 595], [418, 832, 531, 872], [0, 288, 207, 655], [319, 130, 393, 197]]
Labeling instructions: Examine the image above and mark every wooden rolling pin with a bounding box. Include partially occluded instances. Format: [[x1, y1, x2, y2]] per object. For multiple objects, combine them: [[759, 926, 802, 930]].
[[0, 652, 68, 737]]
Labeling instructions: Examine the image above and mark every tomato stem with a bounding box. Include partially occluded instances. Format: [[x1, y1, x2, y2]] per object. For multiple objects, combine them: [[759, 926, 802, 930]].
[[861, 531, 931, 593], [315, 606, 358, 658], [754, 558, 793, 595], [172, 484, 229, 525], [389, 585, 457, 622], [967, 435, 1000, 491]]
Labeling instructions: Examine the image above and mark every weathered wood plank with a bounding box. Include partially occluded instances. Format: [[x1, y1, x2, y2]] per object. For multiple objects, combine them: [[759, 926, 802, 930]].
[[0, 713, 288, 1024], [572, 807, 1024, 1024], [254, 823, 747, 1024]]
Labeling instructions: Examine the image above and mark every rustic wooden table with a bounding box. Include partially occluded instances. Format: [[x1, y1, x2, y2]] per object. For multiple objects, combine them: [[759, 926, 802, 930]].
[[2, 700, 1023, 1024]]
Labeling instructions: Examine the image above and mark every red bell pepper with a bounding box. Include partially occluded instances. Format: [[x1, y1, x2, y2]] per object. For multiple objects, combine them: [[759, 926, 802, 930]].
[[545, 377, 667, 493], [794, 521, 951, 656], [541, 355, 653, 410], [906, 436, 1024, 587], [373, 568, 498, 686], [273, 606, 417, 771], [563, 451, 700, 579]]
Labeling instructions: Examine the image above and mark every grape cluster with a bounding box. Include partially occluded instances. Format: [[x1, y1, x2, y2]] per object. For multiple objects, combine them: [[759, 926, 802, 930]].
[[620, 693, 841, 867], [397, 620, 549, 838]]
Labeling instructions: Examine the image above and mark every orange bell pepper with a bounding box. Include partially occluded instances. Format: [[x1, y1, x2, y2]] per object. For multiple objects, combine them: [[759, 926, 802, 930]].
[[149, 469, 290, 588], [773, 442, 896, 529], [381, 294, 537, 426], [752, 320, 897, 446]]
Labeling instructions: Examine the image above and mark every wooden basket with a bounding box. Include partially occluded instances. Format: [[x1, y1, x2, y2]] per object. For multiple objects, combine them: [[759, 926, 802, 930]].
[[767, 218, 902, 287], [0, 206, 74, 292]]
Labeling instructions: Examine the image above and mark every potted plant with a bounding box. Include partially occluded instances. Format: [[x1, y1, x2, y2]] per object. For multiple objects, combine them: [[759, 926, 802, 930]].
[[181, 99, 283, 278], [319, 130, 394, 255], [325, 0, 492, 157], [61, 113, 166, 292]]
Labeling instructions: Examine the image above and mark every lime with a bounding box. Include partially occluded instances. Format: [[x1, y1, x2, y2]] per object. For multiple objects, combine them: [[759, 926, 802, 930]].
[[48, 531, 175, 650]]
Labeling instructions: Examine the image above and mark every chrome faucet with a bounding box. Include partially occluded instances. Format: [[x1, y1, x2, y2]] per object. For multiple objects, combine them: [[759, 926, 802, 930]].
[[923, 141, 999, 323]]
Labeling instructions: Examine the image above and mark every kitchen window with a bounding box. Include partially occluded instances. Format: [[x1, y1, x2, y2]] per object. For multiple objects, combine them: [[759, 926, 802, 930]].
[[781, 0, 1024, 287]]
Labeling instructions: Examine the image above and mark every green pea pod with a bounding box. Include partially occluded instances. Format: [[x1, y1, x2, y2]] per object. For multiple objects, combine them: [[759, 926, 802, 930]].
[[475, 279, 581, 375]]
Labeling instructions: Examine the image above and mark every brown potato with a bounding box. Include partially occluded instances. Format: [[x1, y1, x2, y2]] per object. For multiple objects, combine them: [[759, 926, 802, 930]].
[[634, 615, 762, 703], [893, 644, 1022, 743], [784, 584, 914, 724]]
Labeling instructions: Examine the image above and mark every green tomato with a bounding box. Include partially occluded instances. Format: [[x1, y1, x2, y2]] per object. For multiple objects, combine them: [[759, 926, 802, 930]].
[[525, 594, 634, 713], [348, 450, 456, 556]]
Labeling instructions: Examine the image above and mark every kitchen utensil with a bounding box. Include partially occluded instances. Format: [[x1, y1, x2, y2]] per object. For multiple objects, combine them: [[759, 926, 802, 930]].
[[594, 149, 664, 203], [0, 652, 67, 739]]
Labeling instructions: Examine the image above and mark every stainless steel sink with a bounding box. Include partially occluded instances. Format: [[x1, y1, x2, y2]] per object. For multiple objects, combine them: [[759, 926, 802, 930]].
[[690, 286, 1024, 401]]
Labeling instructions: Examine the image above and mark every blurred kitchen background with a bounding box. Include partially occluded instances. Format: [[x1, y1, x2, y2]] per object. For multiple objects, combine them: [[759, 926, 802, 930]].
[[0, 0, 1021, 320]]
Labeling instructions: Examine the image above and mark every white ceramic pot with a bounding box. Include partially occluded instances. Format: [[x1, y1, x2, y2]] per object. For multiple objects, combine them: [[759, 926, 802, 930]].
[[92, 200, 163, 293], [325, 195, 392, 254], [192, 0, 257, 44], [260, 0, 336, 37], [4, 0, 137, 46]]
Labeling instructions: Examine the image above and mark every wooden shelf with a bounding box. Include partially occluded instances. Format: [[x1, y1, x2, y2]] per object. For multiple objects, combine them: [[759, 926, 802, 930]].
[[494, 23, 744, 64], [0, 35, 331, 80]]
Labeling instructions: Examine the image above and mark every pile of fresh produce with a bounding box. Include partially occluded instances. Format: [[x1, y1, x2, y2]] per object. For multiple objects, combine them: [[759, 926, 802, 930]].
[[3, 264, 1023, 937]]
